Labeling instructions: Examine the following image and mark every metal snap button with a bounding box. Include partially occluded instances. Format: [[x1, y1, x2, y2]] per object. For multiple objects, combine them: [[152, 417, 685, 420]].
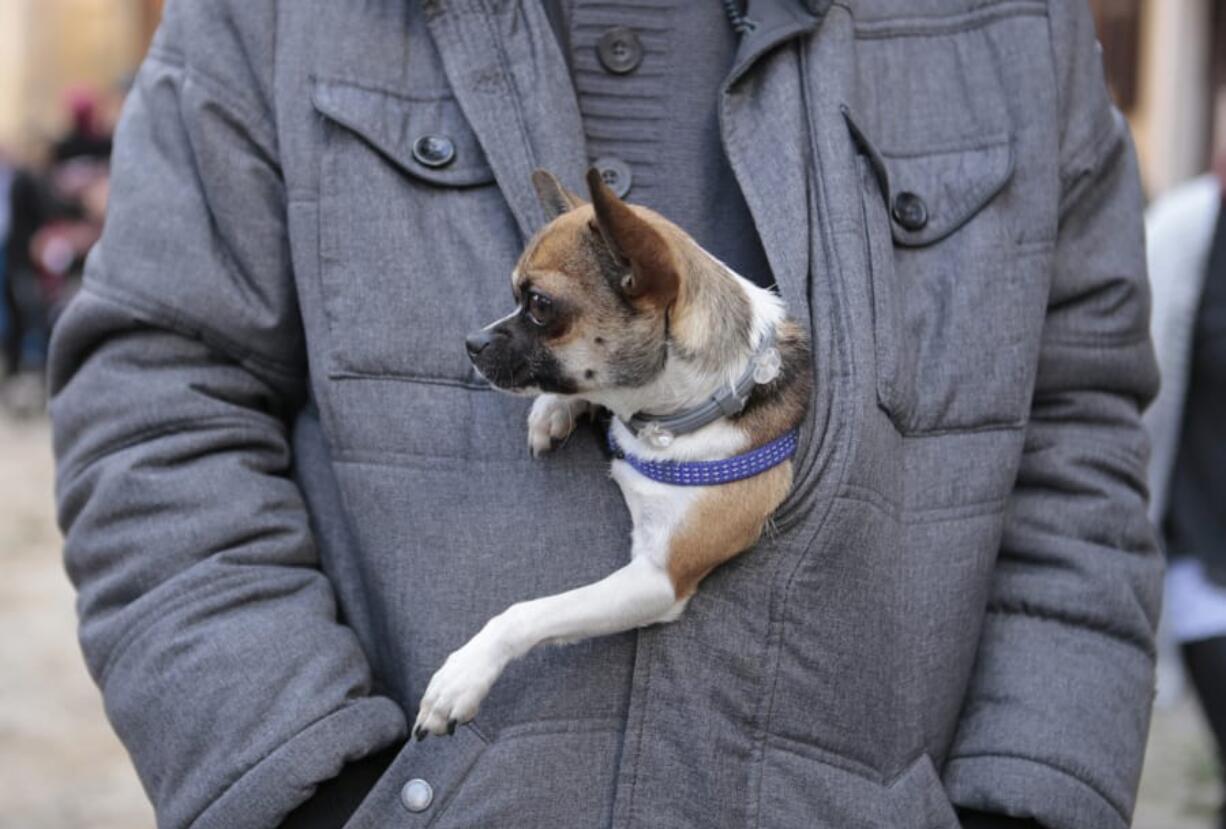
[[891, 191, 928, 231], [593, 157, 632, 198], [400, 778, 434, 812], [596, 26, 643, 74], [412, 135, 456, 169]]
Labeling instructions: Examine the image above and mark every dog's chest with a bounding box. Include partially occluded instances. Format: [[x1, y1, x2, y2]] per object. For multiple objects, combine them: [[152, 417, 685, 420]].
[[609, 461, 704, 567]]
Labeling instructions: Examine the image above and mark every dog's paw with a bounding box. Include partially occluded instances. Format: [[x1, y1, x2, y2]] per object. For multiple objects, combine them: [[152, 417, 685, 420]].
[[527, 395, 591, 456], [413, 639, 507, 739]]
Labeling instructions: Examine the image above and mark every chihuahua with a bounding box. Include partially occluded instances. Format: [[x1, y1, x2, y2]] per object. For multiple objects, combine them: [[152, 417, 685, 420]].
[[413, 168, 811, 738]]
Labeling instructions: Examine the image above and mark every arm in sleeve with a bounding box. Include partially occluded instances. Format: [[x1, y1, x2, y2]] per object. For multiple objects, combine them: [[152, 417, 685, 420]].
[[942, 3, 1162, 828], [49, 4, 406, 827]]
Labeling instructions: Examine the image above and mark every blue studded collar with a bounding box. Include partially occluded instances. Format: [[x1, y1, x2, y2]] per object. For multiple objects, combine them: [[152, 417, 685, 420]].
[[608, 427, 798, 487]]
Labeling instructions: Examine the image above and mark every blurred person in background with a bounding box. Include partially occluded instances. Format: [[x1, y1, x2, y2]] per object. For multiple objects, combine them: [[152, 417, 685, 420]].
[[0, 147, 13, 372], [1, 148, 52, 395], [37, 87, 117, 331], [53, 89, 114, 164], [31, 149, 108, 321], [1, 88, 117, 414], [1146, 165, 1226, 829]]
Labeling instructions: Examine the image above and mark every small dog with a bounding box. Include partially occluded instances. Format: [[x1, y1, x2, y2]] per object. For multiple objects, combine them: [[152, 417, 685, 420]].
[[413, 168, 811, 738]]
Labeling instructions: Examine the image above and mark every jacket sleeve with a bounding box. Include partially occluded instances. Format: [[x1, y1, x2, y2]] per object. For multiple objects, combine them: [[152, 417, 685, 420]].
[[48, 4, 406, 828], [942, 3, 1162, 828]]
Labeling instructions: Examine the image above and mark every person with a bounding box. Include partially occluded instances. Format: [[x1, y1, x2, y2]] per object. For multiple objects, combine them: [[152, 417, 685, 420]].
[[0, 149, 13, 372], [52, 89, 113, 164], [49, 2, 1161, 827], [2, 156, 50, 384], [1145, 170, 1226, 829]]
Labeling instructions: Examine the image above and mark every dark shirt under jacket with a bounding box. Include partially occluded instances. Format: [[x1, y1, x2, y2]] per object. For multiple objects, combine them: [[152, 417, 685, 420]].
[[1164, 198, 1226, 586], [551, 0, 776, 289]]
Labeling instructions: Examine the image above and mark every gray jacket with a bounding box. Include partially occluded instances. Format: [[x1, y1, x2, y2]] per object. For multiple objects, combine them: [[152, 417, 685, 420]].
[[50, 1, 1161, 828]]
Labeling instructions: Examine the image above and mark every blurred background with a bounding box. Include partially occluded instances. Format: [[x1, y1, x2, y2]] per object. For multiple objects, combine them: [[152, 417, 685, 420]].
[[0, 0, 1223, 827]]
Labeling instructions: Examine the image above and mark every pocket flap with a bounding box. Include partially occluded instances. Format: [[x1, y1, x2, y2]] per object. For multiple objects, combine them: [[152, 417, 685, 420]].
[[311, 77, 495, 187], [844, 107, 1014, 248]]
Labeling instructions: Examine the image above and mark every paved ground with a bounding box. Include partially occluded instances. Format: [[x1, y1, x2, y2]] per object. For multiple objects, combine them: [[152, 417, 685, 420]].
[[0, 413, 153, 829], [0, 411, 1220, 828]]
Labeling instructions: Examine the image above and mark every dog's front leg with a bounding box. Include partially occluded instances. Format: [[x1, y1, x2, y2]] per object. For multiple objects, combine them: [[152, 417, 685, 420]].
[[414, 555, 683, 737], [526, 394, 593, 456]]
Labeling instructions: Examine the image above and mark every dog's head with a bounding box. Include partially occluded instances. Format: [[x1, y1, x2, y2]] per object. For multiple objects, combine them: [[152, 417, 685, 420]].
[[467, 169, 755, 407]]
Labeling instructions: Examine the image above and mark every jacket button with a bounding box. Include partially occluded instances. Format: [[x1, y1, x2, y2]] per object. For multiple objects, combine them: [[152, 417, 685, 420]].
[[412, 135, 455, 169], [593, 157, 632, 198], [597, 27, 643, 74], [891, 191, 928, 231], [400, 778, 434, 812]]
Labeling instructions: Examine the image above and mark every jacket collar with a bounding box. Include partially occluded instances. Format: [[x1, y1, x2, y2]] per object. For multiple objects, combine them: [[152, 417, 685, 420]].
[[719, 0, 824, 332], [423, 0, 589, 240], [731, 0, 825, 85]]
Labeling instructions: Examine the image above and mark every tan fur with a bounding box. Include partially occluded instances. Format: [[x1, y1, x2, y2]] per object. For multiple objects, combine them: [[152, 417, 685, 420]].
[[519, 214, 624, 348], [734, 319, 812, 449], [518, 210, 600, 288], [667, 462, 794, 599], [586, 168, 680, 309]]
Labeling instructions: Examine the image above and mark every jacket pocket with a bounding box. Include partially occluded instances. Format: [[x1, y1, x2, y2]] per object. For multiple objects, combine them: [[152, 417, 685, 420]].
[[313, 77, 522, 384], [759, 743, 959, 829], [845, 108, 1040, 434]]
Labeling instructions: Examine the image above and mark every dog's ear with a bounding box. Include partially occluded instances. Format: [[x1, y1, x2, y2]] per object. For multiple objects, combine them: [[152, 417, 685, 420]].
[[532, 169, 585, 222], [586, 167, 679, 308]]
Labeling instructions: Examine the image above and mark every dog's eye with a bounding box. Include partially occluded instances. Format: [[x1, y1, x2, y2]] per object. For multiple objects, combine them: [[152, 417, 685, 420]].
[[526, 292, 553, 327]]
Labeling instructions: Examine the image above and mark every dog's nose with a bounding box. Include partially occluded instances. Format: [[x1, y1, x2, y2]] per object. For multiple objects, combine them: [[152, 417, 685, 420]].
[[465, 330, 495, 358]]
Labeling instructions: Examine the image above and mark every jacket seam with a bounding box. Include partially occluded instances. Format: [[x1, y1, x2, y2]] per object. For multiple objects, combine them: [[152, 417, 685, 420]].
[[622, 628, 655, 827], [492, 718, 623, 740], [848, 0, 1046, 40], [60, 411, 275, 488], [877, 133, 1011, 160], [764, 733, 885, 784], [839, 486, 1010, 524], [1040, 330, 1151, 349], [897, 419, 1027, 439], [331, 451, 608, 470], [1058, 113, 1126, 215], [751, 37, 861, 829], [1042, 0, 1133, 215], [478, 3, 540, 222], [81, 281, 303, 382], [144, 48, 278, 154], [944, 750, 1129, 825], [767, 737, 944, 793], [309, 73, 457, 103], [186, 699, 389, 829], [146, 44, 186, 68], [1044, 1, 1064, 150], [97, 567, 259, 685], [328, 370, 493, 390], [984, 603, 1157, 658]]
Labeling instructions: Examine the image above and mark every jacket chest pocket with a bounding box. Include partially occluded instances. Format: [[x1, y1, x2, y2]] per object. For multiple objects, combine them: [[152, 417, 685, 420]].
[[312, 78, 522, 384], [849, 110, 1047, 434]]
